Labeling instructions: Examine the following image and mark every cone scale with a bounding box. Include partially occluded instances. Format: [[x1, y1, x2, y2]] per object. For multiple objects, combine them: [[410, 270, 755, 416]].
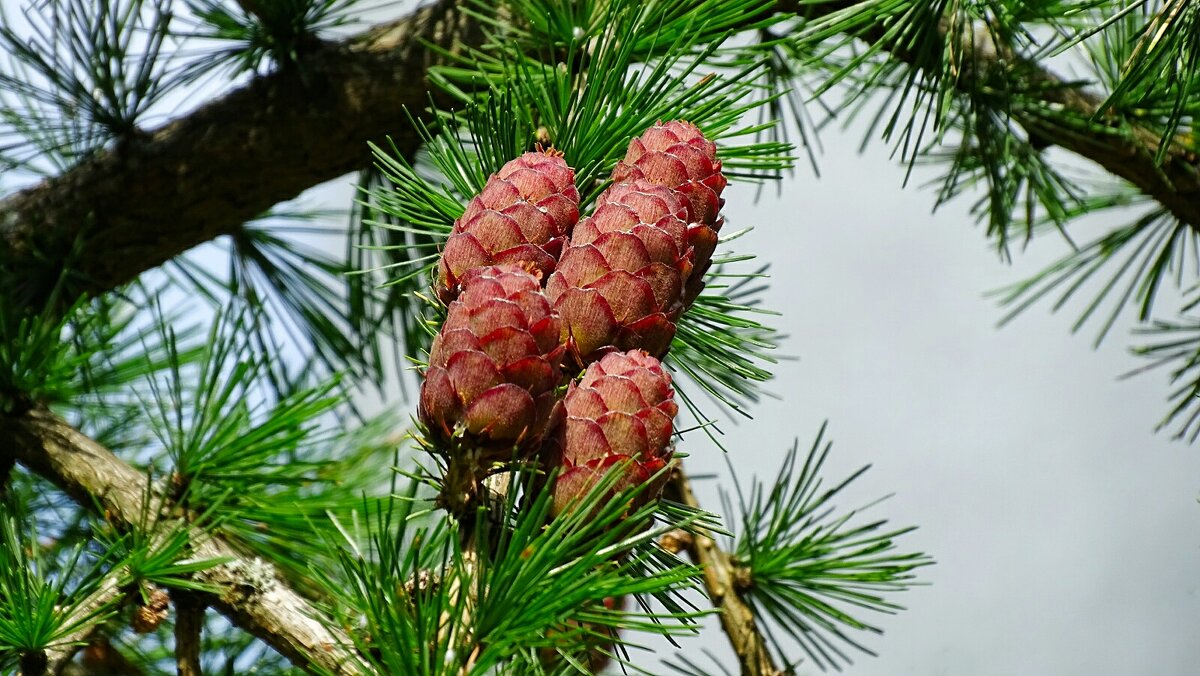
[[543, 350, 678, 517], [546, 179, 694, 365], [420, 265, 565, 453], [612, 120, 727, 307], [437, 150, 581, 303]]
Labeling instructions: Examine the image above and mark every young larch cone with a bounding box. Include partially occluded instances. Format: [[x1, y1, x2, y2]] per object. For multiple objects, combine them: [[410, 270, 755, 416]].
[[420, 265, 565, 453], [545, 350, 677, 516], [545, 180, 693, 364], [437, 150, 581, 302], [611, 120, 727, 306]]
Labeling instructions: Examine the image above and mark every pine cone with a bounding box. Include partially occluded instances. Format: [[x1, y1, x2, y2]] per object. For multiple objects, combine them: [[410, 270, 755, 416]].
[[420, 265, 565, 453], [546, 180, 693, 363], [612, 120, 727, 306], [130, 588, 170, 634], [437, 150, 580, 302], [545, 350, 677, 516]]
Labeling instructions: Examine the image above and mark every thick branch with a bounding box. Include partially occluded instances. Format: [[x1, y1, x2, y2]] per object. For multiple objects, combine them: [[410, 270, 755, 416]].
[[2, 407, 360, 675], [0, 0, 481, 308], [664, 465, 781, 676]]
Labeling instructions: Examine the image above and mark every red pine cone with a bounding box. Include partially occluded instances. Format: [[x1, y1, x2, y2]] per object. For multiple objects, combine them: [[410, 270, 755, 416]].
[[612, 121, 728, 305], [545, 350, 677, 516], [420, 265, 566, 452], [545, 180, 693, 363], [437, 150, 581, 302]]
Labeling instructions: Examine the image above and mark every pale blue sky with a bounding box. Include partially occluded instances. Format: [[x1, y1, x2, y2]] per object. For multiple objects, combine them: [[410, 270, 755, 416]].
[[648, 124, 1200, 673]]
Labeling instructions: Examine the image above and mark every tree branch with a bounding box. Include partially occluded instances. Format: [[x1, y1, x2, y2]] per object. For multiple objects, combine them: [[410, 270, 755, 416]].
[[63, 637, 147, 676], [664, 465, 781, 676], [0, 0, 481, 309], [2, 407, 360, 675], [234, 0, 270, 26]]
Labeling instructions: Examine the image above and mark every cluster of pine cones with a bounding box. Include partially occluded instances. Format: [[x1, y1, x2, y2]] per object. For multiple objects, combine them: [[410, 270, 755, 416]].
[[419, 121, 728, 515]]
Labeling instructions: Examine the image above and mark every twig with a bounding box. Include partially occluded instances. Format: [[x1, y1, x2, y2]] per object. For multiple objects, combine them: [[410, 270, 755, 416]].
[[2, 406, 361, 675], [664, 464, 782, 676], [1, 454, 13, 497], [172, 591, 204, 676], [777, 0, 1200, 235]]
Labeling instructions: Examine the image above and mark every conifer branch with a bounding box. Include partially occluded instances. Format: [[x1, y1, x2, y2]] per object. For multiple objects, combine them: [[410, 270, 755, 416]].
[[2, 406, 361, 675], [664, 464, 781, 676], [234, 0, 270, 26], [777, 1, 1200, 234]]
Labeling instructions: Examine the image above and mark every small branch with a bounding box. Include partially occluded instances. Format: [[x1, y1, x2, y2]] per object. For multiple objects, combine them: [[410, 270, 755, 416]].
[[664, 465, 782, 676], [2, 406, 360, 675], [775, 1, 1200, 232], [0, 453, 13, 497], [172, 591, 204, 676], [19, 650, 47, 676]]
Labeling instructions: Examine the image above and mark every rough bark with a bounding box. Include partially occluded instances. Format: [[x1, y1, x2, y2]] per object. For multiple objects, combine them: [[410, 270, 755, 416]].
[[2, 407, 360, 675], [0, 0, 481, 308]]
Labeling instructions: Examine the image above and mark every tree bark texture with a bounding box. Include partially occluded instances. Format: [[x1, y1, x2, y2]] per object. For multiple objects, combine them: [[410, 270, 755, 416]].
[[172, 591, 204, 676]]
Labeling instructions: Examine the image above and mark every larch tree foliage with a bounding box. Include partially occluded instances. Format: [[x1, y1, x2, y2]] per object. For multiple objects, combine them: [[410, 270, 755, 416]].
[[0, 0, 1195, 674]]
